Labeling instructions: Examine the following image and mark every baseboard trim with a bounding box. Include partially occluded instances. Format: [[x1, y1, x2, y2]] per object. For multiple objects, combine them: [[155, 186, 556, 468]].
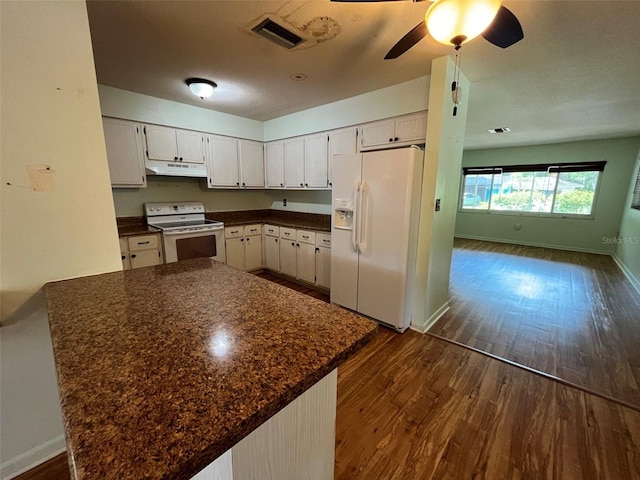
[[454, 234, 610, 255], [1, 436, 66, 480], [612, 253, 640, 296], [410, 302, 450, 334]]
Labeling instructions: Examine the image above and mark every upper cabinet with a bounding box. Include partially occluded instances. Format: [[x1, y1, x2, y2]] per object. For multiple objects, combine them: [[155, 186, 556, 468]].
[[359, 111, 427, 151], [328, 127, 357, 188], [102, 117, 146, 188], [206, 135, 264, 188], [144, 125, 205, 164], [266, 133, 330, 190]]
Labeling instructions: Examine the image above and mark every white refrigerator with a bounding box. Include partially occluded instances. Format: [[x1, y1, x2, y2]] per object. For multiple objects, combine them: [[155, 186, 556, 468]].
[[330, 146, 424, 332]]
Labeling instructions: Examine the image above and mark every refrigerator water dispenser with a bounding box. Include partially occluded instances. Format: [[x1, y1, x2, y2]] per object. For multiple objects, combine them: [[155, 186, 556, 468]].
[[334, 198, 353, 230]]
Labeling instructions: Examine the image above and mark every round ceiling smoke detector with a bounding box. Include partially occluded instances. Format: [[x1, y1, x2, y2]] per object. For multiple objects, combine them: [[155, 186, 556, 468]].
[[289, 73, 308, 81]]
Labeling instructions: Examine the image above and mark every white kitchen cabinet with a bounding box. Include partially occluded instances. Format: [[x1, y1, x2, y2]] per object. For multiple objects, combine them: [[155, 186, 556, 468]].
[[315, 234, 331, 289], [328, 127, 357, 188], [283, 138, 305, 188], [279, 227, 297, 277], [207, 135, 239, 187], [120, 233, 163, 270], [265, 141, 285, 188], [238, 140, 265, 187], [102, 118, 146, 188], [359, 111, 427, 151], [225, 225, 262, 272], [144, 124, 205, 164], [207, 137, 265, 189], [296, 230, 316, 284], [263, 224, 280, 272], [303, 133, 329, 189]]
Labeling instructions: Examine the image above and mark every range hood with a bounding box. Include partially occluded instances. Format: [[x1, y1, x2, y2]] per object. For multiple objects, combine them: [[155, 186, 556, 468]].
[[145, 159, 207, 178]]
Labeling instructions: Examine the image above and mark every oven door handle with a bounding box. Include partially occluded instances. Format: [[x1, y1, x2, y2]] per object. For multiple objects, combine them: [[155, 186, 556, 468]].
[[162, 227, 223, 236]]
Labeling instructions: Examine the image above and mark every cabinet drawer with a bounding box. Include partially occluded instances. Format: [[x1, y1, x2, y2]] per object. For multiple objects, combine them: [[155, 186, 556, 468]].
[[264, 224, 280, 237], [128, 234, 159, 252], [297, 230, 316, 245], [225, 226, 244, 238], [316, 233, 331, 248], [280, 227, 296, 240], [245, 224, 262, 236]]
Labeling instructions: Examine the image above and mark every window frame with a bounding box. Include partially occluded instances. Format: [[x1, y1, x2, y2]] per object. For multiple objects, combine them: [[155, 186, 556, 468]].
[[459, 161, 606, 219]]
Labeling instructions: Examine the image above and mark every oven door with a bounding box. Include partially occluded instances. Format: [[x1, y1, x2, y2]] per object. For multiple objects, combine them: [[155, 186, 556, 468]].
[[162, 226, 226, 264]]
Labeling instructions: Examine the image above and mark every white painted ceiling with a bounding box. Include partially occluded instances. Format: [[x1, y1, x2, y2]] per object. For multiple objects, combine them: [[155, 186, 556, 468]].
[[86, 0, 640, 149]]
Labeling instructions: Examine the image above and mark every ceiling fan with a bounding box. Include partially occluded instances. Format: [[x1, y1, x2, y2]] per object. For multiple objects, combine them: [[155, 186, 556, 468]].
[[332, 0, 524, 59]]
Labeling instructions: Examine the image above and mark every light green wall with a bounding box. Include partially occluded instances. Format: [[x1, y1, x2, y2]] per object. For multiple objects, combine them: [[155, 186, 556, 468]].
[[99, 85, 264, 141], [615, 151, 640, 292], [455, 137, 640, 253]]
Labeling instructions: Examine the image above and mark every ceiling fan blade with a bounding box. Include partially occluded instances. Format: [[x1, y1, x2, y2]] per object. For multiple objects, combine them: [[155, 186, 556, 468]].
[[384, 20, 427, 59], [481, 5, 523, 48]]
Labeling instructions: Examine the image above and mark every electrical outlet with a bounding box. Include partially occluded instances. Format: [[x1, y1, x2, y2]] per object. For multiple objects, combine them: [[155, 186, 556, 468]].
[[435, 199, 441, 211], [283, 198, 287, 207]]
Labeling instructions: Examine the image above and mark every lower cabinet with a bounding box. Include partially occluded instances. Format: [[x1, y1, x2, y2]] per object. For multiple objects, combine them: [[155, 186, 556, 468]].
[[264, 226, 330, 290], [279, 227, 297, 278], [119, 233, 163, 270], [225, 225, 263, 272]]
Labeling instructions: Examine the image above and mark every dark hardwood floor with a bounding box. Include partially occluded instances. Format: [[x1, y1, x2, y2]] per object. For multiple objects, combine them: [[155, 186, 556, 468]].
[[335, 328, 640, 480], [429, 238, 640, 409]]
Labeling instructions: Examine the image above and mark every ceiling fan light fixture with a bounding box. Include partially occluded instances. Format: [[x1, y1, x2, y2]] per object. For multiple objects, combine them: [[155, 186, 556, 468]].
[[186, 78, 217, 99], [426, 0, 502, 48]]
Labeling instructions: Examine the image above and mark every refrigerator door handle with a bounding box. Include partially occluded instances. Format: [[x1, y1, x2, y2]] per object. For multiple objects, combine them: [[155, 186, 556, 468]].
[[359, 181, 368, 255], [352, 180, 361, 253]]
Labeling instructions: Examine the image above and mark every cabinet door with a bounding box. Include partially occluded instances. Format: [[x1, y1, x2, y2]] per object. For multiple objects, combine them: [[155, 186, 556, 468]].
[[144, 125, 178, 161], [103, 118, 146, 188], [208, 135, 239, 187], [315, 246, 331, 289], [394, 111, 427, 144], [297, 242, 316, 284], [239, 140, 265, 188], [265, 141, 285, 188], [130, 250, 162, 269], [176, 129, 205, 164], [226, 237, 245, 271], [359, 119, 396, 151], [245, 235, 263, 271], [304, 133, 328, 189], [279, 239, 297, 277], [328, 127, 357, 188], [264, 236, 280, 271], [283, 138, 304, 188]]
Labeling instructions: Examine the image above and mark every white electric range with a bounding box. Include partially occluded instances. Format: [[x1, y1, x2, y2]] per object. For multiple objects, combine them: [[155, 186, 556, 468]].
[[145, 202, 226, 264]]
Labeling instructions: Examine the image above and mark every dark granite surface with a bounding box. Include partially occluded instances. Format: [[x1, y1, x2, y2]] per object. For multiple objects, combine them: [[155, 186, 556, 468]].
[[44, 259, 375, 480], [116, 217, 160, 237]]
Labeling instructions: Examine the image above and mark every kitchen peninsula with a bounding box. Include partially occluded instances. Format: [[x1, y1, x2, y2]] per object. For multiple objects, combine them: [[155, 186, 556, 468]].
[[44, 259, 376, 480]]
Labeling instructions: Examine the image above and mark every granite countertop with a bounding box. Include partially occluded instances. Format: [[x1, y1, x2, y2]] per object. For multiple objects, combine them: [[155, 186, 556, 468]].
[[117, 224, 161, 236], [44, 259, 376, 480]]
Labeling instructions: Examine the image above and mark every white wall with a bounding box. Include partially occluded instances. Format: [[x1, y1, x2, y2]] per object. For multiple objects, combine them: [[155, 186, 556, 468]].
[[99, 85, 264, 141], [615, 150, 640, 292], [412, 57, 470, 333], [263, 76, 430, 141], [0, 2, 121, 477]]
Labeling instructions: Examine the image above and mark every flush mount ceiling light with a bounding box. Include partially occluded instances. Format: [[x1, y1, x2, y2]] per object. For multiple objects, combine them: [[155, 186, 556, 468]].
[[185, 78, 217, 100], [426, 0, 502, 49]]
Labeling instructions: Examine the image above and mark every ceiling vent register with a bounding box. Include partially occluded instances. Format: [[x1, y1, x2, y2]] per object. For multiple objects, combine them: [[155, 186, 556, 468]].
[[251, 18, 305, 49]]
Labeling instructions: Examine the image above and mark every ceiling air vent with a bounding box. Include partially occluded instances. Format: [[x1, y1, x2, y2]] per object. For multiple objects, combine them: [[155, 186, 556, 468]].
[[251, 18, 304, 49]]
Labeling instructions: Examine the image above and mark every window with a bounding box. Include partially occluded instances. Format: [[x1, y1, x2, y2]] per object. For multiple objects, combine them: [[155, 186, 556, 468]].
[[460, 161, 605, 217]]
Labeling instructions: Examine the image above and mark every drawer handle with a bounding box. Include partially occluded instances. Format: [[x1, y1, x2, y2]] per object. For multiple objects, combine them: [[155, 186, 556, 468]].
[[137, 241, 150, 245], [231, 230, 239, 234]]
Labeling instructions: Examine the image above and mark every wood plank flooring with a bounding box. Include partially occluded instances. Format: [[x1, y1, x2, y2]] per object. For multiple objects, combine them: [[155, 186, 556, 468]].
[[429, 238, 640, 409], [335, 328, 640, 480]]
